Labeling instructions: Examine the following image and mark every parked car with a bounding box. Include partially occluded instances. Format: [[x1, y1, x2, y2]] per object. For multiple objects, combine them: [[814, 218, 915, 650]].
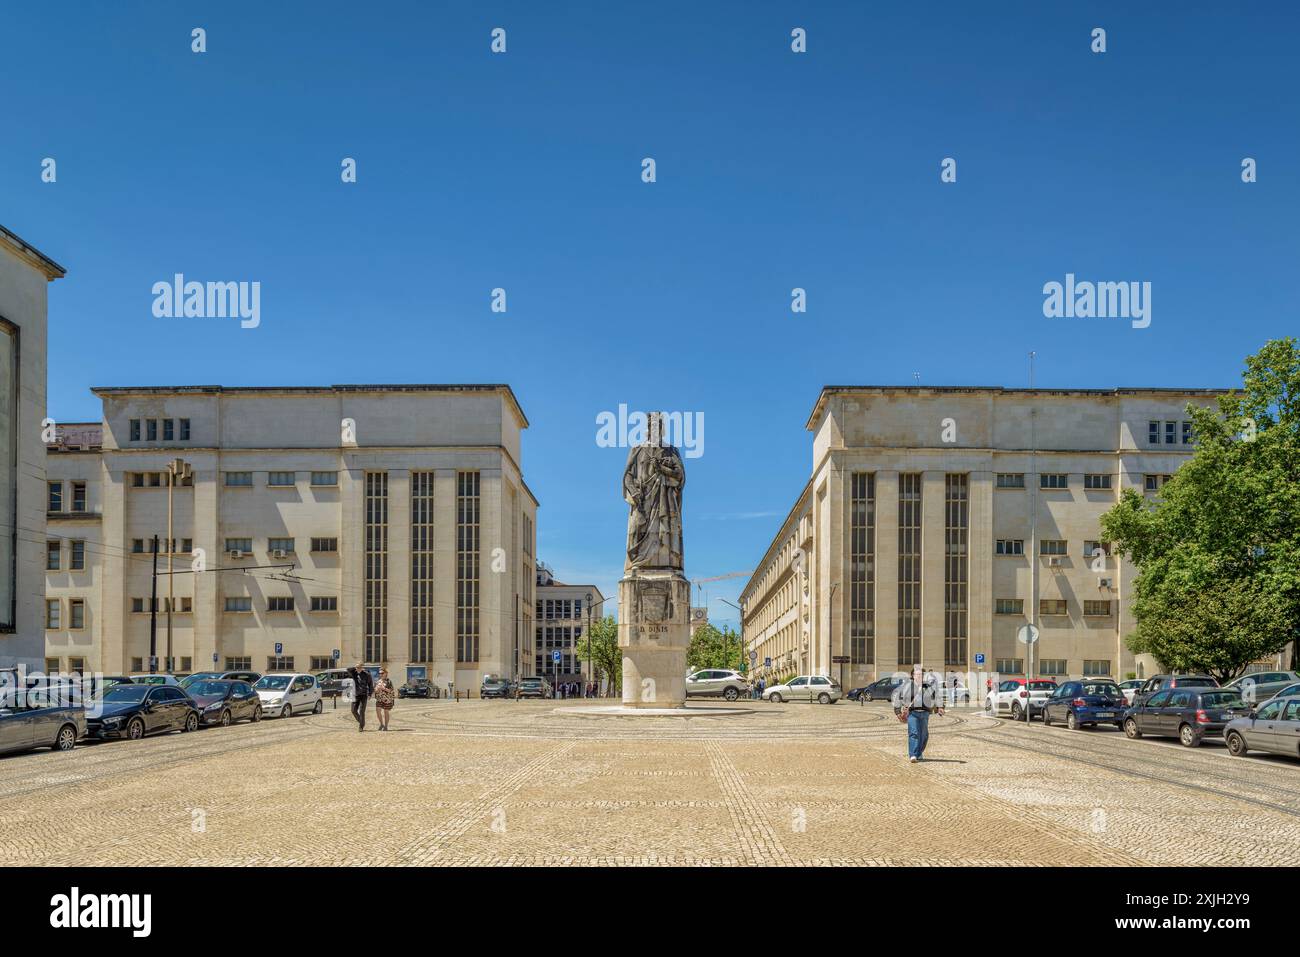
[[128, 673, 183, 687], [1042, 679, 1128, 731], [1118, 679, 1145, 705], [985, 679, 1057, 721], [399, 678, 437, 699], [1123, 687, 1249, 747], [86, 683, 200, 739], [1262, 681, 1300, 706], [183, 670, 263, 692], [1131, 674, 1218, 707], [1224, 696, 1300, 760], [314, 669, 351, 698], [515, 676, 552, 699], [849, 676, 903, 702], [0, 694, 85, 754], [179, 672, 223, 689], [187, 679, 263, 726], [254, 673, 323, 718], [480, 676, 514, 699], [765, 675, 842, 704], [685, 669, 750, 702], [1221, 671, 1299, 705], [938, 679, 971, 705]]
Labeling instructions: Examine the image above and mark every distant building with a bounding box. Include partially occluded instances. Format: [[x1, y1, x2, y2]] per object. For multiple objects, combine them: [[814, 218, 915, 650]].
[[535, 563, 605, 685], [0, 225, 65, 670], [689, 606, 709, 633]]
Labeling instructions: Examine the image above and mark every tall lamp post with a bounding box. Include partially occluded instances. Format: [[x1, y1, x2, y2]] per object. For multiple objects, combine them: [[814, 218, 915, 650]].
[[585, 592, 593, 695], [165, 458, 191, 673], [716, 598, 744, 675]]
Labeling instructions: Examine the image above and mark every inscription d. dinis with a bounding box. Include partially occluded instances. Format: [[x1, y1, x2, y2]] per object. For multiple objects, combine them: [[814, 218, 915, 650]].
[[623, 412, 685, 573]]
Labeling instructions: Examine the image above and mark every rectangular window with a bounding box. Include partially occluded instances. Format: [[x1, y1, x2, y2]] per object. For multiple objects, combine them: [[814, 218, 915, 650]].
[[995, 598, 1024, 615], [71, 540, 85, 570], [310, 596, 338, 612], [268, 596, 294, 612], [146, 419, 157, 441], [69, 657, 85, 674], [411, 471, 435, 663], [1083, 600, 1112, 617], [225, 596, 252, 612], [995, 473, 1025, 489], [225, 656, 252, 671], [129, 419, 141, 442], [268, 537, 295, 554], [996, 658, 1024, 675], [995, 539, 1024, 556], [131, 597, 144, 613], [365, 471, 389, 663], [179, 418, 190, 441], [71, 482, 87, 512], [1040, 599, 1068, 616], [1040, 473, 1068, 489], [943, 474, 968, 667], [311, 471, 338, 487], [267, 471, 295, 487], [267, 656, 295, 672], [849, 472, 875, 666], [1038, 659, 1067, 676], [48, 481, 63, 512], [225, 538, 252, 553], [224, 472, 253, 487], [1148, 420, 1160, 446], [46, 540, 60, 570], [897, 473, 921, 667], [1083, 659, 1111, 676], [45, 599, 60, 629], [130, 657, 144, 673], [1165, 421, 1177, 445], [1040, 540, 1067, 556], [69, 599, 85, 629], [1083, 540, 1110, 559], [149, 472, 162, 488], [1182, 421, 1193, 445], [310, 537, 338, 553], [163, 419, 174, 441], [1083, 474, 1112, 490], [457, 471, 481, 663], [310, 656, 333, 671]]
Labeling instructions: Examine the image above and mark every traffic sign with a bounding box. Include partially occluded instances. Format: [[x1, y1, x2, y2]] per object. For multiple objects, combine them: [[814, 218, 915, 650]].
[[974, 653, 985, 665], [274, 642, 283, 655], [212, 653, 219, 663], [552, 650, 561, 662], [764, 657, 771, 668], [831, 655, 851, 664], [749, 650, 758, 663], [1016, 624, 1040, 645], [332, 649, 340, 661]]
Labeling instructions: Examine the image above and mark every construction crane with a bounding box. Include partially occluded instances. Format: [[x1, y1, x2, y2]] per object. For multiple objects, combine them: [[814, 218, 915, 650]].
[[691, 570, 754, 607]]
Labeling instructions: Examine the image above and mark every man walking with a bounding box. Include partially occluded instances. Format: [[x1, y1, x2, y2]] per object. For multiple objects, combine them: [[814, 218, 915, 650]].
[[892, 664, 944, 763], [346, 662, 374, 732]]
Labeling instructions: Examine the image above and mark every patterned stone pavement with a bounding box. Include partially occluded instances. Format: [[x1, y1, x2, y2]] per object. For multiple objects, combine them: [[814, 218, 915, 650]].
[[0, 698, 1296, 866]]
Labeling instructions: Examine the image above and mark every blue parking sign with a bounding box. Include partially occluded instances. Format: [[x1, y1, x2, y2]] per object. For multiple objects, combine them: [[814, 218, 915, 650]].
[[332, 649, 340, 660], [974, 653, 986, 665], [274, 642, 283, 655], [552, 650, 561, 663]]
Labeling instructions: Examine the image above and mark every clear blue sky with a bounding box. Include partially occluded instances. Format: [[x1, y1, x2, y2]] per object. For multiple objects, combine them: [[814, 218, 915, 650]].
[[5, 1, 1297, 624]]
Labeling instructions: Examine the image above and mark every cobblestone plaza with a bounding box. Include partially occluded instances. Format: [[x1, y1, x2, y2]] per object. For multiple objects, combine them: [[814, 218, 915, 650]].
[[2, 700, 1296, 867]]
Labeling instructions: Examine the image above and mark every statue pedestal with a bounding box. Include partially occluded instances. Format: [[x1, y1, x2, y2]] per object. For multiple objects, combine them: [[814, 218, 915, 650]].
[[618, 570, 691, 708]]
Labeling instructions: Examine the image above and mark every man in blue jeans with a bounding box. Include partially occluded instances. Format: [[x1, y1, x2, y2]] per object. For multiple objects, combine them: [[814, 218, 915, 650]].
[[891, 664, 944, 763]]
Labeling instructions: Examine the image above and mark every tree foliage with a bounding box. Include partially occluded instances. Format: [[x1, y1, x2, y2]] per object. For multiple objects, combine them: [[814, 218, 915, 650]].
[[1100, 338, 1300, 681], [686, 623, 744, 672], [571, 615, 620, 695]]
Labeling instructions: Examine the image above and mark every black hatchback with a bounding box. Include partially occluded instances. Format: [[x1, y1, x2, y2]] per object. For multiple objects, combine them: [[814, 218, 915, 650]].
[[86, 683, 201, 740], [1123, 688, 1249, 747], [850, 676, 903, 703]]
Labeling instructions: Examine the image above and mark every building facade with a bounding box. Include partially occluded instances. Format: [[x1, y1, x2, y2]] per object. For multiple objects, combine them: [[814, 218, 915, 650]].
[[739, 386, 1224, 687], [0, 226, 65, 670], [534, 561, 605, 686], [43, 385, 537, 688]]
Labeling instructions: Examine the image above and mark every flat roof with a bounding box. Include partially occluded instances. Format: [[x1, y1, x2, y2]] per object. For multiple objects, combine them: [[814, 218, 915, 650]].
[[805, 385, 1232, 431], [0, 224, 66, 280], [90, 383, 529, 429]]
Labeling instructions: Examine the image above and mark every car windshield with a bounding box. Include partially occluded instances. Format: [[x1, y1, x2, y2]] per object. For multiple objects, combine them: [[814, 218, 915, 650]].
[[100, 684, 150, 703], [1081, 683, 1122, 696], [255, 676, 292, 691], [187, 681, 230, 697], [1200, 691, 1244, 707], [1176, 678, 1217, 687], [180, 673, 220, 687], [1029, 681, 1057, 690]]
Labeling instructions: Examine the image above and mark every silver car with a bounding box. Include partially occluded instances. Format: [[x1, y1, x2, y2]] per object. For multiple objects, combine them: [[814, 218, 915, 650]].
[[765, 675, 842, 704], [685, 669, 750, 702], [1224, 695, 1300, 760], [0, 690, 85, 754], [1221, 671, 1300, 705]]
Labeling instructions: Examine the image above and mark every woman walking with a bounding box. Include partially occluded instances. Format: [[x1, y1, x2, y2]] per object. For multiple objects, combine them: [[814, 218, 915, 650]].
[[374, 668, 396, 731]]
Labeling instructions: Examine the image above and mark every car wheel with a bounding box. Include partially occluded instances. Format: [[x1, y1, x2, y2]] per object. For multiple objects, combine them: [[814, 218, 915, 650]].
[[818, 692, 831, 705], [1066, 711, 1079, 731], [724, 687, 739, 702], [218, 709, 232, 727], [1124, 717, 1141, 739], [126, 718, 145, 740], [251, 706, 262, 723], [984, 698, 994, 714], [770, 692, 784, 703], [866, 692, 875, 702], [1179, 724, 1200, 748], [55, 724, 77, 751], [1042, 709, 1052, 727], [1011, 702, 1023, 721], [313, 699, 323, 714], [281, 705, 293, 719], [1226, 731, 1247, 757], [184, 713, 199, 733]]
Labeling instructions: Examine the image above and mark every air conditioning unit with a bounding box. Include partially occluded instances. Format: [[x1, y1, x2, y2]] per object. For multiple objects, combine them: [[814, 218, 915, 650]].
[[1099, 578, 1113, 589], [228, 549, 244, 560], [1048, 557, 1062, 567], [272, 549, 288, 560]]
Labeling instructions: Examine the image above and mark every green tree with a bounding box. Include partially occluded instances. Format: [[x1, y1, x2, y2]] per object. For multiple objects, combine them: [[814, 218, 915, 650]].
[[1100, 338, 1300, 681], [687, 623, 744, 672], [572, 615, 620, 696]]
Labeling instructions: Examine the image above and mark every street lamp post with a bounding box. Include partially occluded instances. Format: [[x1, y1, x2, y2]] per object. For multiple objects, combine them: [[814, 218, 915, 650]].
[[165, 458, 191, 674], [585, 592, 593, 697]]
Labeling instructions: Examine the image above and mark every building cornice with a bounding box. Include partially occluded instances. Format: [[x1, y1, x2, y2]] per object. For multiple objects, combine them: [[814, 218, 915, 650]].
[[0, 224, 66, 280]]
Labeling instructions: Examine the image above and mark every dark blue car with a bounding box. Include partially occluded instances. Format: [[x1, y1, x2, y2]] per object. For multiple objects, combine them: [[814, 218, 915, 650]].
[[1042, 679, 1128, 731]]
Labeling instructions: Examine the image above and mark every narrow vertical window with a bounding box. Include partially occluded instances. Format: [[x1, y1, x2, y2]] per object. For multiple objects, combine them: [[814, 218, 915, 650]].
[[944, 474, 969, 666], [410, 471, 435, 663], [364, 471, 388, 663], [849, 472, 875, 666], [897, 473, 922, 667], [457, 471, 481, 663]]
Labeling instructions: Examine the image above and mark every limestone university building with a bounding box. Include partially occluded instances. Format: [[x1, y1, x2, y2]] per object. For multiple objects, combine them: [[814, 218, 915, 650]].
[[739, 385, 1225, 687], [42, 385, 538, 688]]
